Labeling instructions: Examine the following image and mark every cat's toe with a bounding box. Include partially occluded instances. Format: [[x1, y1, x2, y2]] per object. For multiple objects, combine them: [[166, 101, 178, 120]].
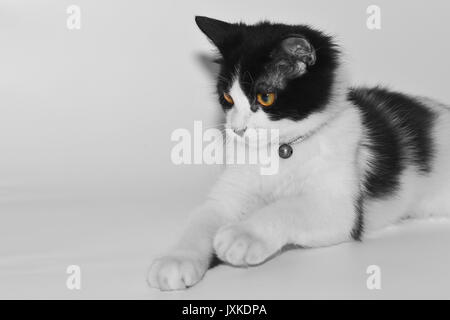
[[244, 240, 270, 265], [147, 253, 206, 291], [214, 225, 273, 266]]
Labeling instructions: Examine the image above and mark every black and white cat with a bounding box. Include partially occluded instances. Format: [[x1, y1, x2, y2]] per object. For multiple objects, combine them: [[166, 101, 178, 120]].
[[148, 16, 450, 291]]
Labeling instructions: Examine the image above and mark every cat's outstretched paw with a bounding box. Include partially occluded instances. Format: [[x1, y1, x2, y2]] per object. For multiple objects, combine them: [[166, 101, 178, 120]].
[[214, 224, 277, 266], [147, 251, 208, 291]]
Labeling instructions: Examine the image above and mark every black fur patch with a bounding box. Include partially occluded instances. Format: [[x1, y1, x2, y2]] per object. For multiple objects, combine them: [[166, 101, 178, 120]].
[[351, 195, 365, 241], [195, 16, 340, 120], [348, 86, 436, 239]]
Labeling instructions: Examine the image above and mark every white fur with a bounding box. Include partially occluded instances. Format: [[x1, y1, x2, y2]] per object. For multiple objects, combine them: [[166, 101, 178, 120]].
[[148, 68, 450, 291]]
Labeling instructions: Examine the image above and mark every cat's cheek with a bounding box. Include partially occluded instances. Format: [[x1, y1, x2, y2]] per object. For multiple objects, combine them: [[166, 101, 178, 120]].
[[225, 109, 233, 125], [225, 109, 238, 131]]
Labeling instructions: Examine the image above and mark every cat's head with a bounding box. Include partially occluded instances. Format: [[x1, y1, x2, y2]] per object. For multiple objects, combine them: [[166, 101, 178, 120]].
[[195, 16, 344, 140]]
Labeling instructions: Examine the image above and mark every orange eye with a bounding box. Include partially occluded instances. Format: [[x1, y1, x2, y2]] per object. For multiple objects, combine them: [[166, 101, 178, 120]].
[[223, 92, 234, 105], [257, 93, 275, 107]]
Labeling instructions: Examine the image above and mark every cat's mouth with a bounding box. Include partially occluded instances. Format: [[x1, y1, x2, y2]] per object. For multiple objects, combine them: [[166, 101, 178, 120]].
[[226, 126, 282, 148], [232, 127, 247, 137]]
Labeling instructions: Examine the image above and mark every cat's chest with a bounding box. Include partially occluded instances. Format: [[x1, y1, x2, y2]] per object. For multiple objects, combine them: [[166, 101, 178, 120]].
[[256, 143, 328, 199]]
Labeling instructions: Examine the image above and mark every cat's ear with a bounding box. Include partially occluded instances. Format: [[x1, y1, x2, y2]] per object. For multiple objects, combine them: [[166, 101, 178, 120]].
[[263, 35, 317, 88], [280, 35, 316, 66], [195, 16, 238, 52]]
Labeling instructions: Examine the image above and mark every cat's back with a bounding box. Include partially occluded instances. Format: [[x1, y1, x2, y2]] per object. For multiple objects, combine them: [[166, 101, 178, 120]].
[[347, 86, 450, 230], [348, 86, 445, 175]]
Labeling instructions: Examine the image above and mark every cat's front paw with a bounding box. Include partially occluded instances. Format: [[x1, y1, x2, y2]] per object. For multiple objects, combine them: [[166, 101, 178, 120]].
[[147, 251, 208, 291], [214, 224, 277, 266]]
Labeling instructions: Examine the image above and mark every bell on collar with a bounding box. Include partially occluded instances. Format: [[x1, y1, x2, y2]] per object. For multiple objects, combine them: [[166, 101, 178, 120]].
[[278, 144, 293, 159]]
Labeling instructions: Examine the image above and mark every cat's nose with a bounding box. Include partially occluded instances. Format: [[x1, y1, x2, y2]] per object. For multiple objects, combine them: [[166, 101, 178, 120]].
[[233, 127, 247, 137]]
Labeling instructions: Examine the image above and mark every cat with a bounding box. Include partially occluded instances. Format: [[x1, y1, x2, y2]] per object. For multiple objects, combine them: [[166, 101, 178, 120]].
[[148, 16, 450, 291]]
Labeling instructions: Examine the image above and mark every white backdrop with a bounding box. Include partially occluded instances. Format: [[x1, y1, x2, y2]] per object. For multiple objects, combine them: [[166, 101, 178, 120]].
[[1, 0, 450, 299]]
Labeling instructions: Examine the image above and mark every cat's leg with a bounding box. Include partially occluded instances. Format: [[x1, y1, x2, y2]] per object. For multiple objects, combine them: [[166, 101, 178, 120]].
[[148, 170, 259, 291], [147, 202, 228, 291], [214, 190, 356, 266]]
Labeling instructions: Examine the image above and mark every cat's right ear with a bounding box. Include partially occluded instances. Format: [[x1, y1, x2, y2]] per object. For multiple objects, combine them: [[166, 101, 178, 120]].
[[195, 16, 238, 52]]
